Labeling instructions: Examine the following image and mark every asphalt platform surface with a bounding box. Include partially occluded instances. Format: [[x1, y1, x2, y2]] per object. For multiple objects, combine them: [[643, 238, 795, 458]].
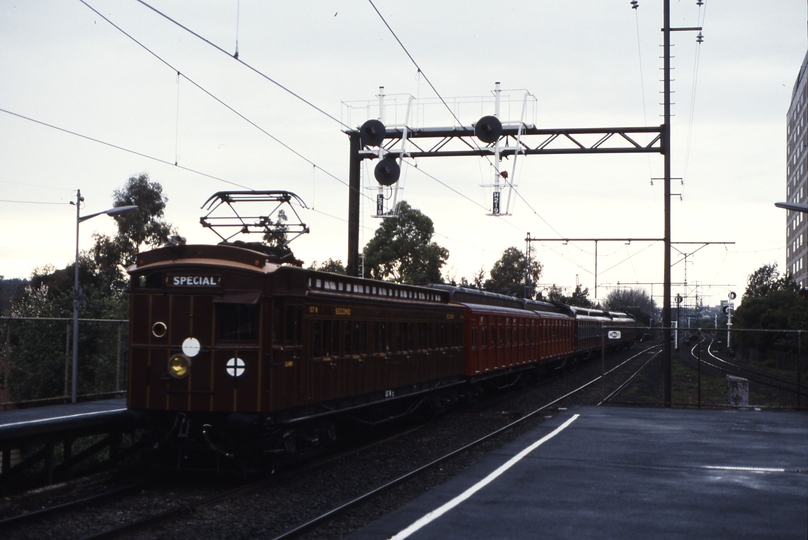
[[350, 406, 808, 539], [0, 399, 127, 442]]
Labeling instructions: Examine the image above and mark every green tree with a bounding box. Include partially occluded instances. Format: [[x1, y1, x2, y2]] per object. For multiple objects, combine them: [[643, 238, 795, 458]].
[[734, 263, 808, 356], [92, 173, 174, 282], [263, 209, 289, 248], [603, 288, 655, 325], [546, 284, 594, 307], [0, 278, 27, 316], [484, 247, 542, 298], [362, 201, 449, 284], [309, 258, 347, 275], [742, 262, 799, 299], [5, 282, 68, 401]]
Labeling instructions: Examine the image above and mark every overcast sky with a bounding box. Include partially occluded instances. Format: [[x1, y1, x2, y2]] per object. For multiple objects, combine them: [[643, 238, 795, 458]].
[[1, 1, 806, 308]]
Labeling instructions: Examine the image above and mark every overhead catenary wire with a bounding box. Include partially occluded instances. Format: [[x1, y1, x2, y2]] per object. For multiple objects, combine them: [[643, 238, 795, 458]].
[[134, 0, 350, 130], [79, 0, 375, 206], [0, 107, 251, 190], [682, 2, 707, 182], [0, 199, 68, 205]]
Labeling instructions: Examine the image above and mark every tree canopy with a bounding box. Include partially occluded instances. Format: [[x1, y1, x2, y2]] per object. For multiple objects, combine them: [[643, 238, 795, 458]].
[[733, 263, 808, 355], [309, 258, 347, 275], [603, 288, 655, 325], [92, 173, 174, 283], [484, 247, 543, 298], [545, 284, 594, 308], [742, 262, 799, 299], [362, 201, 449, 284]]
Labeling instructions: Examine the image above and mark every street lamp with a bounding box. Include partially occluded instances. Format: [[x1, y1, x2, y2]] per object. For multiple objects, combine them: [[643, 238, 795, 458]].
[[775, 201, 808, 213], [71, 189, 137, 403]]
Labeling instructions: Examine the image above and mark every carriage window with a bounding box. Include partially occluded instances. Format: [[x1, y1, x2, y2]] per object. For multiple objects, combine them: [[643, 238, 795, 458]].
[[331, 320, 340, 355], [273, 303, 282, 342], [343, 321, 352, 354], [136, 272, 163, 289], [321, 320, 333, 356], [359, 321, 368, 353], [349, 322, 359, 354], [217, 304, 259, 342], [313, 320, 322, 357], [284, 305, 302, 343]]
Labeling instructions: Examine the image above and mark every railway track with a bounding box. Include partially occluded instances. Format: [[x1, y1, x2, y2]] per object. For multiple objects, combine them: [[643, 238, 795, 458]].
[[685, 333, 807, 397], [0, 344, 655, 539], [270, 344, 658, 540]]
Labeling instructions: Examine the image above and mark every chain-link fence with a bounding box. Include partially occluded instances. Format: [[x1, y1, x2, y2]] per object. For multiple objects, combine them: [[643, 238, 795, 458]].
[[607, 327, 807, 409], [0, 317, 128, 408]]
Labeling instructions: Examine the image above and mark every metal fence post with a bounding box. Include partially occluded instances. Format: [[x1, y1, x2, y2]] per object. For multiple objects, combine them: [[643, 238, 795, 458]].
[[697, 329, 702, 409], [116, 322, 122, 393], [798, 331, 802, 410], [601, 328, 605, 402], [64, 321, 71, 399], [3, 320, 10, 403]]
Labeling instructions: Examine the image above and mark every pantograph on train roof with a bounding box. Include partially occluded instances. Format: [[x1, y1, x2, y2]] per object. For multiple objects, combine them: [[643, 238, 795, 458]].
[[200, 190, 310, 246]]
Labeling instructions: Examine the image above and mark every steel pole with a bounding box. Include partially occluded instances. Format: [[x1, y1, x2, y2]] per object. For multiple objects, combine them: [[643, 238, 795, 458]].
[[347, 133, 361, 277], [72, 189, 81, 404], [662, 0, 673, 406]]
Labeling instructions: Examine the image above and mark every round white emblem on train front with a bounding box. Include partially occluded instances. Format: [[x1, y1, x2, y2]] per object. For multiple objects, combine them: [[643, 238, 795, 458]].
[[226, 357, 245, 377], [182, 337, 201, 357]]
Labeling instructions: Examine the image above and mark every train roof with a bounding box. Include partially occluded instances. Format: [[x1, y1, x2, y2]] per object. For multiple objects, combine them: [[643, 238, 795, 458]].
[[129, 243, 452, 306], [426, 284, 561, 311], [130, 243, 279, 274]]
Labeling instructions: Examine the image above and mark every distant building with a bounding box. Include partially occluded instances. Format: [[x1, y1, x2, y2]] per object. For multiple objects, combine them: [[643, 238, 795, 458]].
[[786, 49, 808, 287]]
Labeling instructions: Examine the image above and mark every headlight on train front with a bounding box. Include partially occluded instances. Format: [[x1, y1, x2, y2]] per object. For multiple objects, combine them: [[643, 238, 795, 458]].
[[168, 354, 192, 379]]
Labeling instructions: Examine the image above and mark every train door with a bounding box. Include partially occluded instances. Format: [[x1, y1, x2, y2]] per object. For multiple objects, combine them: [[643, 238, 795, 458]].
[[267, 300, 303, 411]]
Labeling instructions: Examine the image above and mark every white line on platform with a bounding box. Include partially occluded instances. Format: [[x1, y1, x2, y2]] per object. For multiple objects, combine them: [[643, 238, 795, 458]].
[[0, 408, 127, 428], [390, 413, 581, 540]]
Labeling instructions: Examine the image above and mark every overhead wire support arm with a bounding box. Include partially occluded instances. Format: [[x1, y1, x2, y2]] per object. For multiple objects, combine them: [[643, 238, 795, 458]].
[[524, 237, 665, 300]]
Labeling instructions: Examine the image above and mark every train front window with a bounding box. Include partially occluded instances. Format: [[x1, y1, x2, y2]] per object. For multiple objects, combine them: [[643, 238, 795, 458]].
[[217, 303, 259, 342], [136, 272, 162, 289]]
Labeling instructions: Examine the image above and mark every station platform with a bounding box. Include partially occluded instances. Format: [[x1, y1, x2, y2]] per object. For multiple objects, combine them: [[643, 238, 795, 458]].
[[350, 406, 808, 539], [0, 399, 127, 444]]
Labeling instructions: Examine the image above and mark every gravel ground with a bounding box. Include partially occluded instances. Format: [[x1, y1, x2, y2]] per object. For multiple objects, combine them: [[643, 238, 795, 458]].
[[0, 344, 659, 540]]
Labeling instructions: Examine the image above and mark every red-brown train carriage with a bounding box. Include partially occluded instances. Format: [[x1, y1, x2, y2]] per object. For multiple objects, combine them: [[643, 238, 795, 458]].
[[127, 243, 470, 457], [126, 242, 637, 462]]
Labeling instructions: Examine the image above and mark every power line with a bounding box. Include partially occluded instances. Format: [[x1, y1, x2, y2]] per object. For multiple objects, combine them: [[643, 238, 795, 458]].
[[133, 0, 350, 130], [0, 199, 68, 205], [80, 0, 373, 205], [0, 107, 251, 189]]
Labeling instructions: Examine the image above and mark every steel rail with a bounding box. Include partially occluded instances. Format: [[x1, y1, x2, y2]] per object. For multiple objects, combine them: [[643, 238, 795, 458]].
[[691, 334, 807, 394], [0, 478, 153, 532]]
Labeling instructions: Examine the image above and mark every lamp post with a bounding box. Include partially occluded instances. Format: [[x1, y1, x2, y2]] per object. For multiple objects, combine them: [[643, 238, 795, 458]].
[[71, 189, 137, 403]]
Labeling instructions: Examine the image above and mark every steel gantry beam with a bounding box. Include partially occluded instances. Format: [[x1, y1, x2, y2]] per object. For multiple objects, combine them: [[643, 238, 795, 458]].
[[345, 124, 663, 277], [354, 125, 663, 160]]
